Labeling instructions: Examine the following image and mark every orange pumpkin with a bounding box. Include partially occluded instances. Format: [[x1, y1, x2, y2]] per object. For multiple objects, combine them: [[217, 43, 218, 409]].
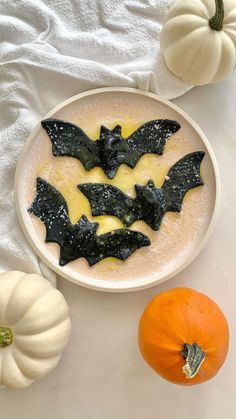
[[138, 287, 229, 385]]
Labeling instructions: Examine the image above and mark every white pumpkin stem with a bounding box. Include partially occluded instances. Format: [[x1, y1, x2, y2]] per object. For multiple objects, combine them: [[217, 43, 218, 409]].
[[209, 0, 224, 31], [182, 343, 205, 379], [0, 326, 13, 348]]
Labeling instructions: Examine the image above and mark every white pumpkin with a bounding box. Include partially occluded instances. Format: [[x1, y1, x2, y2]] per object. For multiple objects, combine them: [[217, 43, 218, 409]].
[[0, 271, 71, 389], [160, 0, 236, 85]]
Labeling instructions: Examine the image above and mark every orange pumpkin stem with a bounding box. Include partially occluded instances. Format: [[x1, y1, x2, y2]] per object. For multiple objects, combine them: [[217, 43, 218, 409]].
[[182, 343, 205, 379]]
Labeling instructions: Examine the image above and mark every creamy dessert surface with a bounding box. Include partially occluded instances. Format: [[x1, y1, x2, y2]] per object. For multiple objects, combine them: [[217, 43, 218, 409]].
[[21, 92, 215, 282]]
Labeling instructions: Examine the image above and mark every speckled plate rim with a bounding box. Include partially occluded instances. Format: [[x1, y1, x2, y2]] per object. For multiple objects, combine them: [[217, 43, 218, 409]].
[[15, 87, 221, 292]]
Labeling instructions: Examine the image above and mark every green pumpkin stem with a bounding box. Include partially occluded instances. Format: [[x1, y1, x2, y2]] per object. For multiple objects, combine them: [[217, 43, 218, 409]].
[[182, 343, 205, 379], [0, 326, 13, 348], [209, 0, 224, 31]]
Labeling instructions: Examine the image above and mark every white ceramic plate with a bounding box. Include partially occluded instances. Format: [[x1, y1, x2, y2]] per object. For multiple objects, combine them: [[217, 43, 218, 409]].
[[15, 87, 220, 292]]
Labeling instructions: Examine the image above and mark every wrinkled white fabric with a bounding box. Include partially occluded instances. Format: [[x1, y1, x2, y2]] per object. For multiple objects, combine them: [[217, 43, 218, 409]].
[[0, 0, 191, 282]]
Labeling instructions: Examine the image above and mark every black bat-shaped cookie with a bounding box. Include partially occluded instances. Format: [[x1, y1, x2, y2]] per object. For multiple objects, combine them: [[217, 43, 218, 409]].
[[28, 178, 150, 266], [41, 118, 180, 179], [79, 151, 205, 231]]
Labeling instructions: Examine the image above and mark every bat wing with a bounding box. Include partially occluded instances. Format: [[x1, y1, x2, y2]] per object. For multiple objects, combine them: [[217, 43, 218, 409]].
[[162, 151, 205, 212], [125, 119, 180, 168], [87, 229, 151, 266], [41, 118, 100, 170], [79, 183, 137, 226], [28, 177, 70, 245]]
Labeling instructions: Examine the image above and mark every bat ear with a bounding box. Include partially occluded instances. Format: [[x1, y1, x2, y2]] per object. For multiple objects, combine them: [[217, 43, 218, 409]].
[[147, 180, 155, 188], [100, 125, 110, 138], [135, 184, 142, 194], [112, 125, 122, 135], [78, 215, 99, 232]]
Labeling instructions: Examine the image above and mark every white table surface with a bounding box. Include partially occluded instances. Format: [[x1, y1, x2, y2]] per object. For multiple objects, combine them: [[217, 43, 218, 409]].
[[2, 73, 236, 419]]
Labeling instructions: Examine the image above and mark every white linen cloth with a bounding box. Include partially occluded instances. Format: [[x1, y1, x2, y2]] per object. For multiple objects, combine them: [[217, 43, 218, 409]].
[[0, 0, 191, 282]]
